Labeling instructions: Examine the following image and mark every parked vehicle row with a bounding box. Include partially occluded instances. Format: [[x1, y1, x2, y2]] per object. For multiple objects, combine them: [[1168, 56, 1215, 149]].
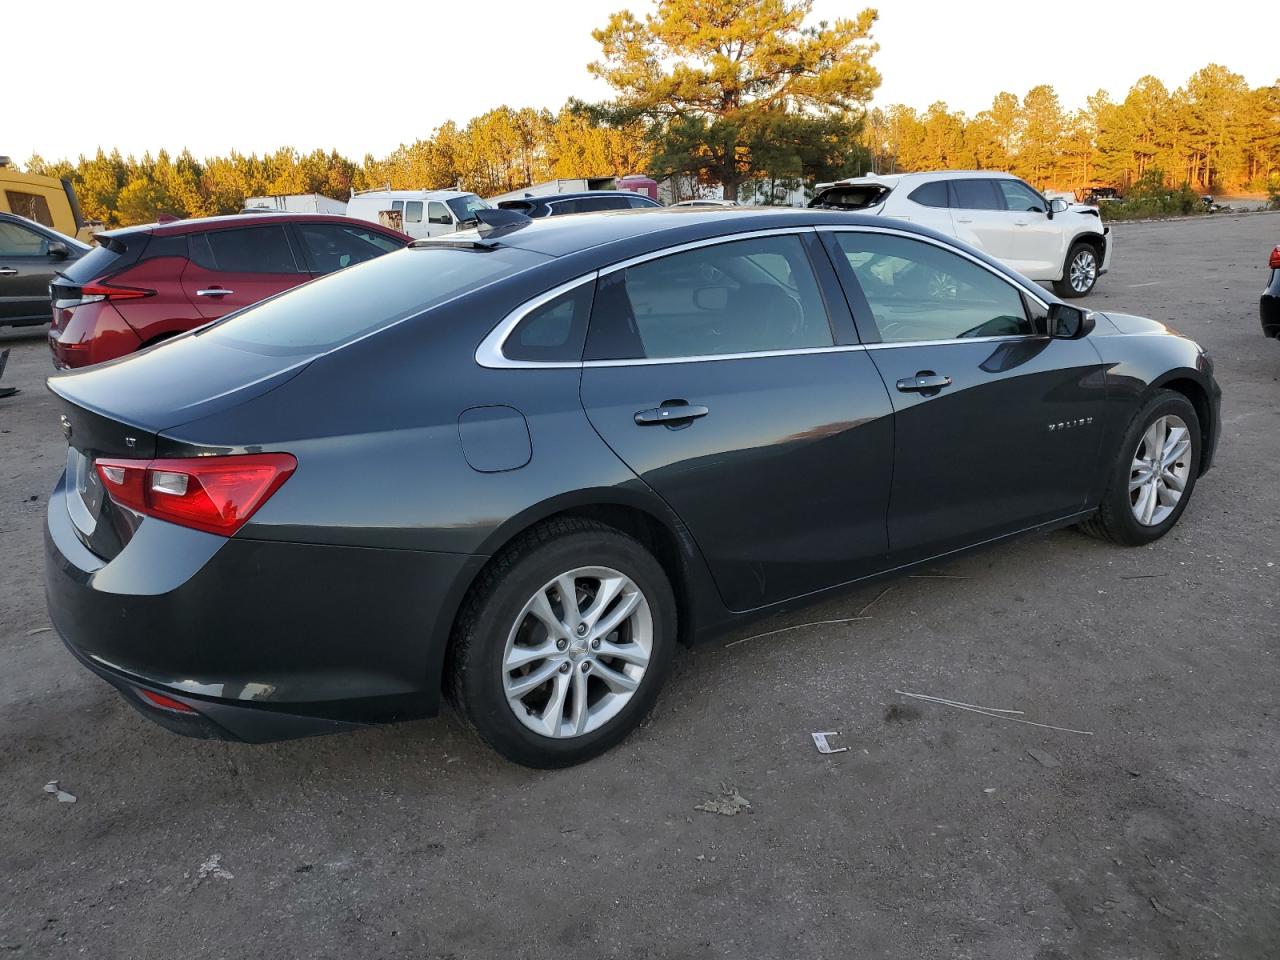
[[0, 212, 90, 327], [45, 205, 1220, 767], [810, 170, 1112, 298]]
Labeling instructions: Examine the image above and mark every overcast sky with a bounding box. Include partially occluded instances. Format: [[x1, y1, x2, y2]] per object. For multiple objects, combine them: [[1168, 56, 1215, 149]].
[[6, 0, 1274, 164]]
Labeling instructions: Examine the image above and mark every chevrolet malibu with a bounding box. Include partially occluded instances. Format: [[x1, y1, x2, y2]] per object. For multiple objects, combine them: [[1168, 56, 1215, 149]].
[[45, 207, 1220, 767]]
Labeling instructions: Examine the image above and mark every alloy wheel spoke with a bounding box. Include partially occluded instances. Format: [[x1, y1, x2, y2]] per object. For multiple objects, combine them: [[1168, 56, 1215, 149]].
[[1162, 429, 1190, 468], [1140, 480, 1160, 524], [505, 639, 561, 672], [594, 638, 650, 668], [538, 669, 571, 737], [555, 575, 583, 633], [589, 590, 642, 642], [593, 661, 639, 694], [526, 590, 566, 640], [569, 668, 590, 737], [1161, 468, 1186, 492], [506, 659, 562, 700], [1129, 462, 1154, 490], [1142, 419, 1166, 460], [582, 575, 628, 632]]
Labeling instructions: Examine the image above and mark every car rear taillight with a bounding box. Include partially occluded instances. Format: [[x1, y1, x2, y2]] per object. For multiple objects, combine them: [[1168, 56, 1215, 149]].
[[1269, 246, 1280, 270], [138, 689, 197, 714], [52, 279, 154, 309], [95, 453, 297, 536]]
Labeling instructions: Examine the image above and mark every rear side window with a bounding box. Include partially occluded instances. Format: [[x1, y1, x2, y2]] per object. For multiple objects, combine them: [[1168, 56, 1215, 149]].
[[203, 245, 547, 355], [295, 223, 402, 275], [504, 283, 594, 362], [907, 181, 949, 208], [950, 179, 1003, 210], [5, 191, 54, 227], [585, 234, 833, 361], [189, 226, 301, 274]]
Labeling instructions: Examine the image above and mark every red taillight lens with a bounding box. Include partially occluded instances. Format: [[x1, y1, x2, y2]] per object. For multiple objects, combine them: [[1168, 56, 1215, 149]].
[[139, 689, 197, 713], [53, 279, 153, 309], [95, 453, 297, 536], [1269, 246, 1280, 270]]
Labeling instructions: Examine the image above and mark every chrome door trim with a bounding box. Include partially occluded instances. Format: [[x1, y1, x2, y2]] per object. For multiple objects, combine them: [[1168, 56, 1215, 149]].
[[475, 274, 599, 370]]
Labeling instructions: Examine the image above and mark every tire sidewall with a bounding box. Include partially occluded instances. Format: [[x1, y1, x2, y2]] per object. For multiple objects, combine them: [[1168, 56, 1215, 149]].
[[1104, 392, 1201, 545], [458, 530, 676, 768], [1058, 241, 1098, 298]]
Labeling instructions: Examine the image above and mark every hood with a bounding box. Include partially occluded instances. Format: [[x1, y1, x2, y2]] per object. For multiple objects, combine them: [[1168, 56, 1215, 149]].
[[1097, 312, 1172, 336]]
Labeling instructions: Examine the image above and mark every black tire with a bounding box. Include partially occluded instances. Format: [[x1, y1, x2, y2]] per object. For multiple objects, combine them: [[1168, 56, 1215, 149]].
[[446, 518, 676, 768], [1079, 389, 1201, 546], [1053, 241, 1100, 298]]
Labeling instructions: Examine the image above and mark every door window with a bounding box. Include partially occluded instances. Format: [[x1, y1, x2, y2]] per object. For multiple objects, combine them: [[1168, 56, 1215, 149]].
[[996, 180, 1047, 213], [585, 234, 833, 360], [426, 201, 452, 225], [296, 224, 403, 275], [188, 226, 302, 273], [405, 201, 424, 224], [831, 232, 1032, 342], [950, 179, 1003, 210], [0, 221, 48, 256]]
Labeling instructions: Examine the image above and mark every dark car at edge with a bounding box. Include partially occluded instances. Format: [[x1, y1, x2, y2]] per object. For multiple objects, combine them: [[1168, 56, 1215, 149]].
[[44, 206, 1221, 767], [1262, 243, 1280, 339]]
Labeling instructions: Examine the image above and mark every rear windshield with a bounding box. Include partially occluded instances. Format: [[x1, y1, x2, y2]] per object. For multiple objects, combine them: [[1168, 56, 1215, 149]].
[[60, 233, 142, 284], [201, 244, 547, 356], [810, 184, 892, 210]]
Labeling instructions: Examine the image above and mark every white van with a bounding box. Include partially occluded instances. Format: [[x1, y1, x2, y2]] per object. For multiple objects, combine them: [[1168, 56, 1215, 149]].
[[345, 189, 491, 240]]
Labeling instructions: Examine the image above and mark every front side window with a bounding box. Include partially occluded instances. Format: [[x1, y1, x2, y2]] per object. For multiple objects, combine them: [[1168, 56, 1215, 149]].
[[405, 201, 424, 223], [832, 232, 1032, 343], [427, 201, 453, 225], [5, 191, 54, 227], [504, 283, 594, 362], [585, 234, 833, 361], [296, 224, 403, 275], [0, 221, 48, 256], [996, 179, 1046, 213], [190, 225, 301, 274], [950, 179, 1002, 210]]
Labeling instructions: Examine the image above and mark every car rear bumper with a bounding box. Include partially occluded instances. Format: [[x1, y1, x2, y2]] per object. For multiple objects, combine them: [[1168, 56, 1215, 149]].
[[45, 469, 480, 742]]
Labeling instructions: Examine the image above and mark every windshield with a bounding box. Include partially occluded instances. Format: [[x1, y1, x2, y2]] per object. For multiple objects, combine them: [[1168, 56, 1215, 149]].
[[447, 194, 492, 223], [201, 244, 547, 356]]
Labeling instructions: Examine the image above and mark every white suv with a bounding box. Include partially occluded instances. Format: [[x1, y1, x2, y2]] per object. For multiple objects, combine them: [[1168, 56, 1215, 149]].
[[810, 171, 1112, 297]]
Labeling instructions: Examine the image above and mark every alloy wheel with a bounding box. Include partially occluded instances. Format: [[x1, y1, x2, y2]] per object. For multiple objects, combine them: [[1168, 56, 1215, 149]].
[[502, 566, 653, 739], [1069, 249, 1098, 293], [1129, 414, 1191, 526]]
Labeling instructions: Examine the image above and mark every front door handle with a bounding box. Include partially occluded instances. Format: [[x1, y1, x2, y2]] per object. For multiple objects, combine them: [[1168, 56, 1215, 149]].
[[954, 217, 973, 224], [896, 373, 953, 393], [634, 403, 709, 425], [0, 268, 18, 276], [196, 288, 234, 297]]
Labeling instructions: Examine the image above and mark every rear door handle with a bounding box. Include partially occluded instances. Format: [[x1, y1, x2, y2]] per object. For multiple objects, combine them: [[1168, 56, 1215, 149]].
[[0, 268, 18, 276], [896, 373, 952, 393], [634, 403, 709, 425], [196, 288, 233, 297], [954, 217, 973, 224]]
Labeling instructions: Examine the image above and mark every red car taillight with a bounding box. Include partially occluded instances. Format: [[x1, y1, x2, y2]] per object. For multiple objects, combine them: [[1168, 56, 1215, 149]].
[[54, 279, 154, 309], [1269, 246, 1280, 270], [95, 453, 297, 537]]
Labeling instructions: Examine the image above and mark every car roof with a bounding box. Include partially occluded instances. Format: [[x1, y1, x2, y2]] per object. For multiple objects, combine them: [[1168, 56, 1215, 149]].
[[97, 212, 409, 239], [824, 170, 1022, 189], [350, 189, 474, 201]]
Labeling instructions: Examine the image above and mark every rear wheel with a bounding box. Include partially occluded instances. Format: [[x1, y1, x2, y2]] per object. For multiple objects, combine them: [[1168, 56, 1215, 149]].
[[448, 518, 676, 768], [1079, 390, 1200, 546], [1054, 241, 1099, 298]]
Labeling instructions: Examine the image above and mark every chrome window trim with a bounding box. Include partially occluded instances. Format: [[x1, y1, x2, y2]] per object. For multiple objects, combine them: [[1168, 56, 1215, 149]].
[[475, 274, 599, 370], [864, 334, 1049, 350], [815, 223, 1051, 310], [582, 344, 868, 367]]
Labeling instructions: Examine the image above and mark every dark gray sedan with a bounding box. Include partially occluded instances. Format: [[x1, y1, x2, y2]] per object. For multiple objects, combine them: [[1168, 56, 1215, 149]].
[[0, 212, 89, 327], [44, 207, 1220, 767]]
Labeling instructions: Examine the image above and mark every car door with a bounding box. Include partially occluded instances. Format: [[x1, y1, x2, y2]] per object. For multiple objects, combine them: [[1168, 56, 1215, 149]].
[[821, 227, 1107, 561], [424, 200, 455, 237], [181, 224, 308, 320], [947, 178, 1011, 260], [993, 179, 1063, 277], [888, 179, 956, 236], [579, 231, 896, 612], [0, 219, 60, 324], [293, 221, 406, 276]]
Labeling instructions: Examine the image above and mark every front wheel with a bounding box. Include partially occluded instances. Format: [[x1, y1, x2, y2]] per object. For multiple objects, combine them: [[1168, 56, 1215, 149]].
[[1054, 241, 1099, 298], [1079, 390, 1200, 546], [447, 518, 676, 768]]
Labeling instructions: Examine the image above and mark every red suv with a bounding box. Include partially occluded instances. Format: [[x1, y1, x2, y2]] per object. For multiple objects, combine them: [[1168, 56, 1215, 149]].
[[49, 213, 409, 368]]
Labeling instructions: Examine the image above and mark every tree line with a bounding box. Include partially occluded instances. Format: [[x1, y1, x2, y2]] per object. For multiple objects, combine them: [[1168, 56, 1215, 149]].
[[19, 0, 1280, 227]]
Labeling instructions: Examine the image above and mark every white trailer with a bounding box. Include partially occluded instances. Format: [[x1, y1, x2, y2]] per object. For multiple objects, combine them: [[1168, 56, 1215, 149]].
[[243, 193, 348, 215], [488, 177, 618, 205]]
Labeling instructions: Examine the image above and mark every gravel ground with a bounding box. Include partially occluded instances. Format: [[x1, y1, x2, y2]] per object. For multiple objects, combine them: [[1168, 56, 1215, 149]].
[[1, 214, 1278, 959]]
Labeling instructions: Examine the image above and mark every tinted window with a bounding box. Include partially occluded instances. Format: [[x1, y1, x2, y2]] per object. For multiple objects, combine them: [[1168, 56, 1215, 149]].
[[950, 179, 1003, 210], [585, 234, 833, 360], [832, 232, 1031, 342], [996, 180, 1046, 213], [907, 181, 949, 208], [504, 283, 594, 362], [5, 191, 54, 227], [576, 196, 631, 213], [426, 201, 451, 225], [626, 195, 659, 208], [190, 226, 301, 274], [0, 221, 48, 256], [203, 245, 546, 356], [296, 224, 402, 275], [405, 201, 424, 223]]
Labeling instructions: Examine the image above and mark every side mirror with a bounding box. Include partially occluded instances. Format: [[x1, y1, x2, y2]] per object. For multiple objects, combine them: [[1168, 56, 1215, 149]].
[[1047, 198, 1069, 219], [1048, 302, 1095, 339], [47, 240, 70, 260]]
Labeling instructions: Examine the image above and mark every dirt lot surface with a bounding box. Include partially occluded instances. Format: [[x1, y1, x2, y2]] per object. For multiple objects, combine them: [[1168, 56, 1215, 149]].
[[2, 214, 1278, 959]]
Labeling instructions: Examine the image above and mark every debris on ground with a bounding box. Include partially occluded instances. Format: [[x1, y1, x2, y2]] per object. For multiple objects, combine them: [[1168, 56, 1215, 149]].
[[194, 854, 234, 882], [695, 784, 752, 816], [26, 627, 52, 636], [857, 584, 896, 616], [894, 689, 1095, 736], [811, 731, 848, 754], [884, 703, 922, 724], [1027, 748, 1061, 768], [723, 616, 871, 648], [42, 781, 76, 803], [1150, 896, 1186, 923]]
